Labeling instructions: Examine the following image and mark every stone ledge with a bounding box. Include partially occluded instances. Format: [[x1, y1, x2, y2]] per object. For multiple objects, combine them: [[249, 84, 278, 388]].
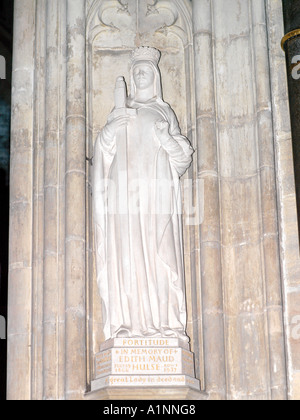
[[84, 386, 208, 401]]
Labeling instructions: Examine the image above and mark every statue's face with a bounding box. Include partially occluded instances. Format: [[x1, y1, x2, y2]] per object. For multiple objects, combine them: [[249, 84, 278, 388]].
[[133, 63, 155, 90]]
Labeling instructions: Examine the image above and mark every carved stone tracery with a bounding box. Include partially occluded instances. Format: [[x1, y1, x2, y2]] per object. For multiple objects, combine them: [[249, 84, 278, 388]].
[[87, 0, 190, 46]]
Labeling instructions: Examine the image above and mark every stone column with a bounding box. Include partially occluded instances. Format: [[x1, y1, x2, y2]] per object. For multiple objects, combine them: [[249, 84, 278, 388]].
[[7, 0, 88, 400], [213, 0, 286, 400], [251, 0, 286, 399], [7, 0, 36, 400], [42, 0, 67, 400], [65, 0, 87, 400], [192, 0, 289, 400], [192, 0, 226, 400], [268, 0, 300, 401], [31, 0, 46, 400]]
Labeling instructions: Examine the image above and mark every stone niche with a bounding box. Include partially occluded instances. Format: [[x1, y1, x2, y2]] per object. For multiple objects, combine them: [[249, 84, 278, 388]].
[[85, 0, 203, 393]]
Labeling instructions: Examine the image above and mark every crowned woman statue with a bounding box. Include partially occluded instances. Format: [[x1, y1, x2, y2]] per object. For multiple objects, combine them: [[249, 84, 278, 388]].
[[93, 47, 194, 343]]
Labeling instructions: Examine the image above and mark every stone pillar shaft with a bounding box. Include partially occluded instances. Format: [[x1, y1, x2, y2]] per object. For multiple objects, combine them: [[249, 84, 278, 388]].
[[211, 0, 286, 400], [37, 0, 68, 400], [192, 0, 289, 400], [192, 0, 226, 400], [7, 0, 36, 400], [31, 0, 46, 400], [251, 0, 286, 399], [279, 0, 300, 400], [7, 0, 87, 400], [65, 0, 87, 400]]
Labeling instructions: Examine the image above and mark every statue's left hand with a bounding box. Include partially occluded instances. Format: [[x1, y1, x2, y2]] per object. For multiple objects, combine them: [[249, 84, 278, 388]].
[[154, 120, 171, 144]]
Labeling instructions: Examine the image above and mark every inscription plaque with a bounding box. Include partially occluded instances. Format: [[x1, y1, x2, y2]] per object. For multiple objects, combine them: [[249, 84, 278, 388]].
[[95, 347, 194, 377], [91, 338, 201, 392], [91, 374, 200, 392]]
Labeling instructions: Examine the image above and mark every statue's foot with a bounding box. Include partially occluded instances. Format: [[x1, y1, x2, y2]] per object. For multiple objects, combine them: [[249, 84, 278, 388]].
[[160, 326, 177, 337], [143, 327, 161, 337], [115, 326, 130, 338], [160, 327, 190, 343]]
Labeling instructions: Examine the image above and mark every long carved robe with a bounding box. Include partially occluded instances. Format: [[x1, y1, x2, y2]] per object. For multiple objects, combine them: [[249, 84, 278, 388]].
[[93, 98, 193, 341]]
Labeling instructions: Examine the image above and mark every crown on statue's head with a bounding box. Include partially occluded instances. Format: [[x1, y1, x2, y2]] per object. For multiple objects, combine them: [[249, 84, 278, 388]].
[[131, 46, 161, 65]]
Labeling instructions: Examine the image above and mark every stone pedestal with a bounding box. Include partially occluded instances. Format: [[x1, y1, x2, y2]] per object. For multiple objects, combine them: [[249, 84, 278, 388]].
[[91, 338, 201, 394], [85, 387, 208, 401]]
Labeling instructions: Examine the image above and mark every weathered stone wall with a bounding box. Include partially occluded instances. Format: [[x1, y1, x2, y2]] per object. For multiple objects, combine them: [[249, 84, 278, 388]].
[[7, 0, 300, 400]]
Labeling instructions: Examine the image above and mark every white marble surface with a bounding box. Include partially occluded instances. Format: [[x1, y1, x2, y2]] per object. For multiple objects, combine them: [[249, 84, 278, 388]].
[[93, 47, 193, 342]]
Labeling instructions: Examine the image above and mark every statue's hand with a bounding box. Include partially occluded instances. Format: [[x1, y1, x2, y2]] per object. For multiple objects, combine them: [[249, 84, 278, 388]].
[[154, 120, 171, 145], [104, 115, 130, 138]]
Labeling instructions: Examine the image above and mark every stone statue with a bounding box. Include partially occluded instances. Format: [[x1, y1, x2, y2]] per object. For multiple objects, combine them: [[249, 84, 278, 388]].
[[93, 47, 193, 343]]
